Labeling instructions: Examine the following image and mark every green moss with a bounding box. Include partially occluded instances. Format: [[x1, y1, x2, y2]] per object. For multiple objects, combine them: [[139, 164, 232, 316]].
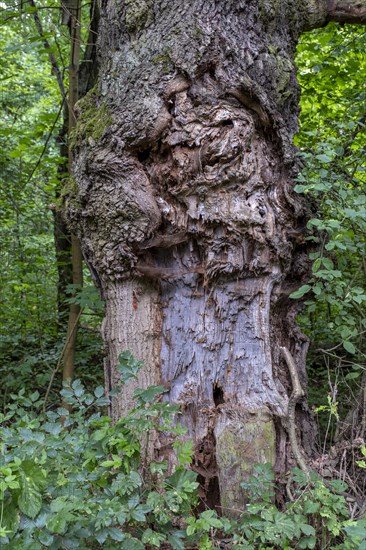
[[193, 26, 204, 39], [57, 176, 80, 208], [69, 86, 112, 149], [152, 48, 172, 70], [216, 409, 275, 514], [125, 0, 153, 33]]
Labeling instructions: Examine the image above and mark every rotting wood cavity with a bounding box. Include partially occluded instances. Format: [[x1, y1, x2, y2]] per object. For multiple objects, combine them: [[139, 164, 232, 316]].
[[137, 147, 152, 162], [213, 383, 225, 407], [194, 430, 221, 512]]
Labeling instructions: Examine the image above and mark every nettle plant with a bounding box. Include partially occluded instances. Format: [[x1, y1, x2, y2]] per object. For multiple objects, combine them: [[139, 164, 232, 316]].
[[1, 353, 365, 550]]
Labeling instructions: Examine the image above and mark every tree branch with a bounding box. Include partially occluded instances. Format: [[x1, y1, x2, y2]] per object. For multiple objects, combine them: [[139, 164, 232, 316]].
[[304, 0, 366, 30], [326, 0, 366, 24]]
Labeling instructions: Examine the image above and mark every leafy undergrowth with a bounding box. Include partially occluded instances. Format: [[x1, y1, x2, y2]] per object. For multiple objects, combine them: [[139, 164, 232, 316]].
[[1, 353, 365, 550]]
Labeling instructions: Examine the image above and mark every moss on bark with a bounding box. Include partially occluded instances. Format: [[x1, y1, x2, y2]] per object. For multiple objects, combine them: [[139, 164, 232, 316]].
[[69, 85, 112, 149], [125, 0, 153, 32]]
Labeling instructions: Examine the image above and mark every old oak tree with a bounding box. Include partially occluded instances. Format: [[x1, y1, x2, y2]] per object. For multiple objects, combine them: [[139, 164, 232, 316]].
[[65, 0, 366, 511]]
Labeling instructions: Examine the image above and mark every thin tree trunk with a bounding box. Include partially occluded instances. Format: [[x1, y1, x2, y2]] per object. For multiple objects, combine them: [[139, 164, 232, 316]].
[[27, 0, 73, 320], [54, 113, 73, 320], [62, 0, 83, 385]]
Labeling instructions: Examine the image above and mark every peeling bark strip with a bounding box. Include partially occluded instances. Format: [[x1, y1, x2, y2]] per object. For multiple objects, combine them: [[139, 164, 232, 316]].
[[66, 0, 365, 510]]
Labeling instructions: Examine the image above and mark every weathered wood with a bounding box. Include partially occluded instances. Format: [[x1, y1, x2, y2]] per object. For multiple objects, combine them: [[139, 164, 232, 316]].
[[67, 0, 364, 509]]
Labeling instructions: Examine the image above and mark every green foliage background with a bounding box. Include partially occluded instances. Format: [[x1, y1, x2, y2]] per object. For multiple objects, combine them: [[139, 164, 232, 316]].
[[0, 0, 104, 405], [295, 24, 366, 440]]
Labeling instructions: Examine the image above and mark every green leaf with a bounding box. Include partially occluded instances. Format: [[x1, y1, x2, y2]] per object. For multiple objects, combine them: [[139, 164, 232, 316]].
[[95, 530, 109, 544], [298, 535, 316, 549], [17, 481, 42, 519], [38, 531, 55, 546], [130, 506, 147, 522], [1, 495, 19, 536], [290, 285, 312, 299], [109, 527, 125, 541], [94, 386, 104, 398], [300, 524, 316, 536], [21, 460, 46, 488], [133, 385, 166, 404], [345, 371, 360, 380], [342, 340, 356, 354], [344, 519, 366, 540], [166, 468, 197, 492], [121, 537, 145, 550], [303, 500, 320, 514], [46, 514, 67, 535], [117, 352, 143, 384], [316, 154, 333, 163], [167, 531, 186, 550], [328, 479, 348, 493], [142, 528, 166, 547]]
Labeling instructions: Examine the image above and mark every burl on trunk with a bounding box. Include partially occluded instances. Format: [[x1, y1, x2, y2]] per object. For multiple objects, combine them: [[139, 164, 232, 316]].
[[66, 0, 366, 511]]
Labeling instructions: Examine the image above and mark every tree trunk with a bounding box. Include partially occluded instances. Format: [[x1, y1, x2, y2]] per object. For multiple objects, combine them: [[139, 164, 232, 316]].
[[54, 114, 73, 320], [66, 0, 366, 511]]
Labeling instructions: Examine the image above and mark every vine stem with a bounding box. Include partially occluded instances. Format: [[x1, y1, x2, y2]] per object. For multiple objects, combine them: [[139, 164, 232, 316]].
[[280, 346, 310, 475]]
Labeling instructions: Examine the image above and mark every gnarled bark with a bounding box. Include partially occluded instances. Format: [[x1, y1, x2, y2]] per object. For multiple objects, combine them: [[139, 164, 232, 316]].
[[66, 0, 365, 510]]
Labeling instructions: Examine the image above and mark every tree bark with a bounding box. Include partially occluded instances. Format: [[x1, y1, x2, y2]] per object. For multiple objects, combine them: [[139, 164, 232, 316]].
[[66, 0, 366, 510]]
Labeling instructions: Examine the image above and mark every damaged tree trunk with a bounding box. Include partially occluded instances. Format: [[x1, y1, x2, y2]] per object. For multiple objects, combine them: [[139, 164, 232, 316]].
[[66, 0, 366, 511]]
